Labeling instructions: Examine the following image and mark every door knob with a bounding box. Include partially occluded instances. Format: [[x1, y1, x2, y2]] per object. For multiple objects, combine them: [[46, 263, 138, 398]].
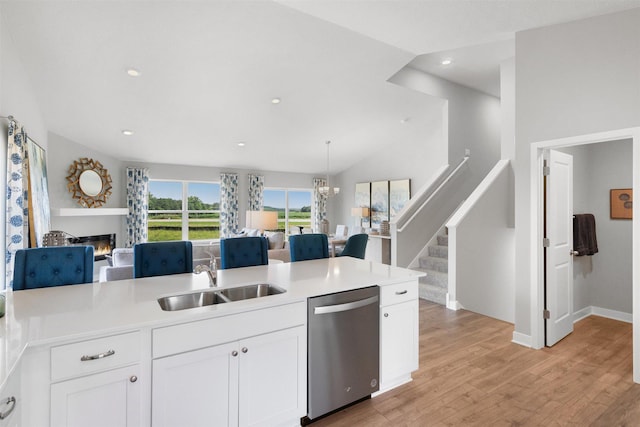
[[570, 250, 579, 256]]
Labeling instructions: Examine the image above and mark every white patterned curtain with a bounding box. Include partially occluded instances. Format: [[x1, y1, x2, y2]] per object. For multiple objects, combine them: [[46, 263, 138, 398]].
[[220, 173, 239, 238], [5, 120, 28, 288], [313, 178, 327, 233], [248, 174, 264, 211], [126, 167, 149, 247]]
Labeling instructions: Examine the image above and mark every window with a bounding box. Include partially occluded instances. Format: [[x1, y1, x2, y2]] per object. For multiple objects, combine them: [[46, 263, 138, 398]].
[[148, 180, 220, 241], [263, 188, 312, 234]]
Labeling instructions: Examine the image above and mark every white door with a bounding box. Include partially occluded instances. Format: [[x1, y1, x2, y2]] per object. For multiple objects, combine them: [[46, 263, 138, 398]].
[[238, 326, 306, 427], [152, 342, 239, 427], [50, 365, 141, 427], [545, 149, 574, 346]]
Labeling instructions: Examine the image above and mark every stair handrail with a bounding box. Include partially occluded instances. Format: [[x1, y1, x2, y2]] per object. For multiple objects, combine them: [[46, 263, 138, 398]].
[[395, 156, 470, 233]]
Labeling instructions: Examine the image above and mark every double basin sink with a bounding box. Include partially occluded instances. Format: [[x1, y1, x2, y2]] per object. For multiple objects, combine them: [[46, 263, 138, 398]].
[[158, 283, 286, 311]]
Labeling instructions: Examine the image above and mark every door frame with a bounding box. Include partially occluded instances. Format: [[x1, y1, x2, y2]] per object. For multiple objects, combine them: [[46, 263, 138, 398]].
[[529, 127, 640, 382]]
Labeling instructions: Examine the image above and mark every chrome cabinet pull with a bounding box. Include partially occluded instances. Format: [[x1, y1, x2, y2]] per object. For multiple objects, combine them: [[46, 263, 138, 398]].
[[80, 349, 115, 361], [242, 347, 248, 354], [0, 396, 16, 420], [395, 290, 408, 295], [129, 375, 138, 383], [384, 313, 389, 317], [231, 350, 238, 357]]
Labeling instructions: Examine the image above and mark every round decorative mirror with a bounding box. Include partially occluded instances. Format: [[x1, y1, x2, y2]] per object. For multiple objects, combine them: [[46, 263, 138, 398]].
[[66, 158, 113, 208], [79, 169, 103, 196]]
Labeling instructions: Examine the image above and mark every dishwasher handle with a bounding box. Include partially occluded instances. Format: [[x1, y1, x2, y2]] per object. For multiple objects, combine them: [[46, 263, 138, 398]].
[[313, 295, 379, 315]]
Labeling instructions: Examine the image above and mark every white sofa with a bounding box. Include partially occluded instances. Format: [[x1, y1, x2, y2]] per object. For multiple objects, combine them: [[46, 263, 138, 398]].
[[100, 234, 291, 282], [99, 248, 134, 282], [193, 232, 291, 266]]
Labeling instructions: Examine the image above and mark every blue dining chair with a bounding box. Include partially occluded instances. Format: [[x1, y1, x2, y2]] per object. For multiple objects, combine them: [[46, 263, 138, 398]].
[[220, 236, 269, 269], [289, 233, 329, 262], [133, 241, 193, 278], [13, 246, 95, 291], [338, 234, 369, 259]]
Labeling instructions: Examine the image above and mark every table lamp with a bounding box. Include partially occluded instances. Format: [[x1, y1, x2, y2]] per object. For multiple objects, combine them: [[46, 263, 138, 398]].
[[246, 210, 278, 235], [351, 207, 370, 228]]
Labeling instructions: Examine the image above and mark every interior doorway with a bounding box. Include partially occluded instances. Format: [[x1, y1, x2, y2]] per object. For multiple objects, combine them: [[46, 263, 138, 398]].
[[530, 127, 640, 383]]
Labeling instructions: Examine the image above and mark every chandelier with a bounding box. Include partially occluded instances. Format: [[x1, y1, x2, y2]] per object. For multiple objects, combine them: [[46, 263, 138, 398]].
[[318, 140, 340, 197]]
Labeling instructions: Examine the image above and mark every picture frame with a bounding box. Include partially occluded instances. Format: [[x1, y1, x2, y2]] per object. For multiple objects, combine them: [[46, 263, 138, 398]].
[[26, 137, 51, 247], [370, 180, 389, 228], [389, 179, 411, 219], [610, 188, 632, 219], [354, 182, 371, 228]]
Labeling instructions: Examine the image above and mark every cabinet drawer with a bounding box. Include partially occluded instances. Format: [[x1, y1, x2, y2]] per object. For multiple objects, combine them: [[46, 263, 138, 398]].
[[380, 280, 418, 306], [51, 331, 141, 382]]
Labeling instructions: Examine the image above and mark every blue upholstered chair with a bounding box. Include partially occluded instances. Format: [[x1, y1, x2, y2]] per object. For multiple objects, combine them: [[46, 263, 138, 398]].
[[338, 233, 369, 259], [220, 237, 269, 270], [133, 241, 193, 278], [13, 246, 95, 291], [289, 233, 329, 262]]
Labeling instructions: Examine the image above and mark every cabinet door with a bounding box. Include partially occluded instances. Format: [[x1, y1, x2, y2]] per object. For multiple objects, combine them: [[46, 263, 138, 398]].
[[152, 342, 238, 427], [50, 364, 141, 427], [0, 365, 21, 427], [380, 300, 419, 391], [238, 326, 306, 427]]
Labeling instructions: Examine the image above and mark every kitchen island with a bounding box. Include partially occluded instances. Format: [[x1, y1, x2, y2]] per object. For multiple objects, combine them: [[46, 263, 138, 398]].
[[0, 257, 423, 426]]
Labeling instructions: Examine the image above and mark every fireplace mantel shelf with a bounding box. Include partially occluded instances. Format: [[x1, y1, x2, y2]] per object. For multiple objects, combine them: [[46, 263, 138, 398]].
[[51, 208, 128, 217]]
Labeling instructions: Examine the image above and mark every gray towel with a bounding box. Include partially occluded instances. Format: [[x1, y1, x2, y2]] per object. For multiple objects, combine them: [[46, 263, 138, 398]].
[[573, 214, 598, 256]]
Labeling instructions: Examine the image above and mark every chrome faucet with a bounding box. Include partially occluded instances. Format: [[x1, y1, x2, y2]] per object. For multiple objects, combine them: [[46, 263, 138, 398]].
[[194, 257, 217, 287]]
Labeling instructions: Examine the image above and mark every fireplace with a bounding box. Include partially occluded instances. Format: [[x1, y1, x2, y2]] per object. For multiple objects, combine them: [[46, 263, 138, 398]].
[[68, 233, 116, 261]]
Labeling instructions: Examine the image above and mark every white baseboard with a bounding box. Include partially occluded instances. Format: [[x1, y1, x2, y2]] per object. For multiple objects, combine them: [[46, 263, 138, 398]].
[[512, 331, 532, 348], [573, 306, 592, 323], [446, 294, 462, 311], [573, 306, 632, 324], [592, 306, 632, 323]]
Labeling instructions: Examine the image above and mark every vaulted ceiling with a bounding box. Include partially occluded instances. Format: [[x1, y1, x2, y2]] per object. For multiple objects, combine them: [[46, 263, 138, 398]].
[[3, 1, 639, 174]]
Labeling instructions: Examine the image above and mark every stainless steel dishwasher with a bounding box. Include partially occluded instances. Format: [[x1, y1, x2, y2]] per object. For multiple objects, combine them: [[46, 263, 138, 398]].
[[306, 286, 380, 422]]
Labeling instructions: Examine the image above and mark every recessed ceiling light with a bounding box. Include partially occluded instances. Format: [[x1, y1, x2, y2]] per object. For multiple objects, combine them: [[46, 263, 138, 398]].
[[122, 129, 134, 136], [441, 58, 453, 66], [271, 98, 281, 104], [400, 117, 411, 124], [237, 142, 246, 147], [126, 68, 141, 77]]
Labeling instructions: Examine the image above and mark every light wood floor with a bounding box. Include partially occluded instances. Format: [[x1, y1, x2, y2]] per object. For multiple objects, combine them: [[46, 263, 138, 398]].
[[313, 300, 639, 426]]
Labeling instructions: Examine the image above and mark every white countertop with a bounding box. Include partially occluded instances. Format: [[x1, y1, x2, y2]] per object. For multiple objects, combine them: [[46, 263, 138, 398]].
[[0, 257, 423, 389]]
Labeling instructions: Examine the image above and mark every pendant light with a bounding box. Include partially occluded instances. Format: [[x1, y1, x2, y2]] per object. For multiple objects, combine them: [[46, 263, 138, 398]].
[[318, 140, 340, 197]]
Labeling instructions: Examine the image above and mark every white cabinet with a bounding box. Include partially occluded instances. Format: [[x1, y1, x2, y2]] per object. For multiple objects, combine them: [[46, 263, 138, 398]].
[[49, 331, 143, 427], [51, 365, 141, 427], [378, 280, 419, 393], [152, 302, 306, 427]]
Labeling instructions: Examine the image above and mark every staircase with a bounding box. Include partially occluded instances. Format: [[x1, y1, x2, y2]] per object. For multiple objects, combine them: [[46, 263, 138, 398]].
[[416, 234, 448, 305]]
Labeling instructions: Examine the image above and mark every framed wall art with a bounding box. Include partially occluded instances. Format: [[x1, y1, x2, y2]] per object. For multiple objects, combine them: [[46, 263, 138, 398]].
[[26, 137, 51, 247], [390, 179, 411, 218], [610, 188, 632, 219], [354, 182, 371, 228], [371, 180, 389, 228]]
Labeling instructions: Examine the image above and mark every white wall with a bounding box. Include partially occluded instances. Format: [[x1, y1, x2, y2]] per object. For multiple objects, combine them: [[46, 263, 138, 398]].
[[47, 133, 127, 248], [332, 68, 501, 264], [0, 11, 48, 288], [449, 161, 515, 323], [514, 9, 640, 339]]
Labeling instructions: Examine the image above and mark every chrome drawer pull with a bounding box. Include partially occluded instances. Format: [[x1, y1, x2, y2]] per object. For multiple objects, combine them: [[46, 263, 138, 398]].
[[395, 290, 408, 295], [80, 349, 115, 361], [0, 396, 16, 420]]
